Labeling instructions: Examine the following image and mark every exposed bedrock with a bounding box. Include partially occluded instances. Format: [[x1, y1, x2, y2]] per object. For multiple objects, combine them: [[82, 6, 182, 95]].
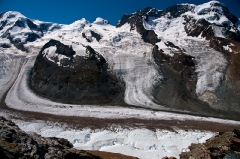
[[29, 39, 125, 105], [152, 45, 199, 109], [116, 7, 161, 45]]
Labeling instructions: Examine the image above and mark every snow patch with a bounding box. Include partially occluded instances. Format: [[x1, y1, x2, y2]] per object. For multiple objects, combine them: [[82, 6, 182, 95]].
[[42, 46, 70, 66], [223, 45, 233, 52]]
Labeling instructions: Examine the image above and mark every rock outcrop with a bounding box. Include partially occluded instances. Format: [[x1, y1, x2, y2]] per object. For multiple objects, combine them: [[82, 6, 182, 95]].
[[0, 116, 138, 159], [152, 45, 206, 111], [179, 129, 240, 159], [29, 39, 125, 105], [116, 7, 161, 45]]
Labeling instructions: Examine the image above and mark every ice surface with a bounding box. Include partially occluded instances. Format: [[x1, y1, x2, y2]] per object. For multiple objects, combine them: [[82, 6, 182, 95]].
[[0, 51, 24, 100], [183, 40, 227, 95], [11, 118, 216, 159]]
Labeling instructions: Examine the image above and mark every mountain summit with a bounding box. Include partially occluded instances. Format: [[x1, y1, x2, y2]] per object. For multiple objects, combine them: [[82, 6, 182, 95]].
[[0, 1, 240, 120]]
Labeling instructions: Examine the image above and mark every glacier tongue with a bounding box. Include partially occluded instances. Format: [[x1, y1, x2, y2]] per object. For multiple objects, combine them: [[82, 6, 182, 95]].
[[94, 29, 163, 108]]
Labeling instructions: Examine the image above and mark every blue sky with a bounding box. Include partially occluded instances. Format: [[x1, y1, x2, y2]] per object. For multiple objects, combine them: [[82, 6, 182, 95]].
[[0, 0, 239, 25]]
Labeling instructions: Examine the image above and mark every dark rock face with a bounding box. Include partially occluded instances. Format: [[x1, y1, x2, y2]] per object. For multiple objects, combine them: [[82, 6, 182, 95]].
[[29, 39, 125, 105], [116, 7, 161, 28], [152, 45, 211, 113], [40, 39, 76, 57], [116, 5, 192, 28], [90, 31, 102, 42], [179, 129, 240, 159], [2, 33, 28, 52], [82, 31, 102, 42], [162, 157, 177, 159], [39, 23, 61, 32], [183, 16, 214, 40], [116, 7, 161, 45], [0, 43, 11, 48], [161, 4, 192, 18]]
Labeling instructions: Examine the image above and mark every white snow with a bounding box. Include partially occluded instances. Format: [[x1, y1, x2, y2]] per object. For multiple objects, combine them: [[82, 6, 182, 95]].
[[223, 45, 233, 52], [192, 1, 229, 26], [93, 17, 109, 25], [236, 19, 240, 32], [0, 38, 11, 46], [10, 118, 216, 159], [0, 11, 26, 36], [0, 11, 43, 43], [183, 39, 227, 95], [42, 46, 71, 66]]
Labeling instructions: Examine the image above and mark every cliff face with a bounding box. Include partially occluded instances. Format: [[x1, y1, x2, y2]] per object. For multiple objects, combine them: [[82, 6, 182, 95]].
[[0, 116, 138, 159]]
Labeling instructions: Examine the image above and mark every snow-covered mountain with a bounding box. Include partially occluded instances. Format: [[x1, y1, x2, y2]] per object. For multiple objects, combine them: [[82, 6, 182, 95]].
[[0, 1, 240, 120]]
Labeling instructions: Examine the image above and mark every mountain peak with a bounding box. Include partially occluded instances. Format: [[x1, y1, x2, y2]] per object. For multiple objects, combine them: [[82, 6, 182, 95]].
[[1, 11, 26, 18], [69, 18, 90, 29], [0, 11, 26, 25], [93, 17, 109, 25]]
